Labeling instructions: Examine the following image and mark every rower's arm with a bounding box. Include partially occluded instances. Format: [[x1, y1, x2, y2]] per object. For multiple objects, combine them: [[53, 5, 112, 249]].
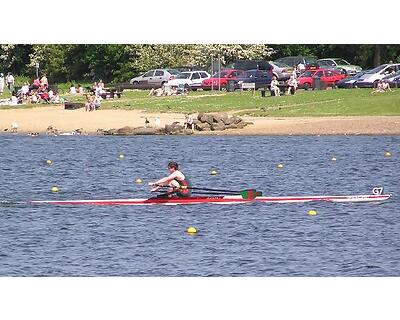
[[152, 172, 178, 185]]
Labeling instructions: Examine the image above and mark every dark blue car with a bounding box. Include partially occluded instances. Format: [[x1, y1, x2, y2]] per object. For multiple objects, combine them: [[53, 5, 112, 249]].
[[387, 75, 400, 88], [336, 70, 368, 89], [234, 69, 272, 90]]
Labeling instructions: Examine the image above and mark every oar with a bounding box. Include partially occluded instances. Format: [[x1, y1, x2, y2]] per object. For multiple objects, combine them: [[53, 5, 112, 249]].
[[151, 184, 262, 199]]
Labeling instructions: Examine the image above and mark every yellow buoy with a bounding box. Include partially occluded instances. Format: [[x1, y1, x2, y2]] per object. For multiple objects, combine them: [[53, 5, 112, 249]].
[[51, 186, 59, 193], [186, 226, 197, 234], [46, 159, 53, 165], [119, 154, 125, 160], [135, 178, 143, 184], [210, 169, 218, 175], [277, 163, 284, 169], [384, 151, 392, 157], [308, 210, 317, 216]]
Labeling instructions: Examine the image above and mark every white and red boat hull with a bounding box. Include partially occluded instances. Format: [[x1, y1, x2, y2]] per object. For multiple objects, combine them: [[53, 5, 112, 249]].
[[30, 194, 391, 206]]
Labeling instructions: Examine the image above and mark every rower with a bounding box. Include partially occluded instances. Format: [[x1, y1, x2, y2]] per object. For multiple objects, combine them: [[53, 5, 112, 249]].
[[149, 161, 191, 197]]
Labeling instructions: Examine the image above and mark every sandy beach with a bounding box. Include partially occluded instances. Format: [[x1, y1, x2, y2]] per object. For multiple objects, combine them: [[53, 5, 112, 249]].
[[1, 105, 400, 135]]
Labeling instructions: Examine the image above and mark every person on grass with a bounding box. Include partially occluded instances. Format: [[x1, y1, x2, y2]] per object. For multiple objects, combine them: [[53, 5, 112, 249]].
[[149, 161, 191, 197]]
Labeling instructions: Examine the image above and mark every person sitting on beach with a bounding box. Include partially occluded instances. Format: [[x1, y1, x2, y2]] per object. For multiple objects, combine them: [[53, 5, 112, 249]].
[[29, 92, 39, 103], [98, 79, 105, 89], [48, 89, 54, 101], [77, 84, 84, 94], [10, 94, 19, 105], [40, 74, 48, 88], [69, 84, 77, 95], [93, 95, 101, 110], [145, 117, 150, 128], [270, 76, 280, 96], [85, 95, 94, 111], [18, 82, 30, 99], [94, 82, 105, 97], [32, 77, 41, 89], [51, 93, 61, 104]]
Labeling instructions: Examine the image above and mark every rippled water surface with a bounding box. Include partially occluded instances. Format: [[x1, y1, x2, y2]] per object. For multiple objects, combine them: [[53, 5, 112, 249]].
[[0, 134, 399, 276]]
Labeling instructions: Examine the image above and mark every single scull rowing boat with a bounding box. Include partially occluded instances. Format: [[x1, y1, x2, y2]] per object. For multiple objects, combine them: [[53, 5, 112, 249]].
[[31, 192, 391, 206]]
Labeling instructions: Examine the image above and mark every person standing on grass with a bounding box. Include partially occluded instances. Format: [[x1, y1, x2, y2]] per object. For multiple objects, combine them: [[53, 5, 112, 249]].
[[6, 72, 15, 94], [0, 73, 5, 95]]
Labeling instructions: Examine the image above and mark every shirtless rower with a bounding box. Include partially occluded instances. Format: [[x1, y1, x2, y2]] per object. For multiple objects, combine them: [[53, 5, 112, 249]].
[[149, 161, 191, 197]]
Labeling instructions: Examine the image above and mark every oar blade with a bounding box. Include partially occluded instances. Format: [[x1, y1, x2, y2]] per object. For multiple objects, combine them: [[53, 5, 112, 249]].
[[239, 189, 262, 199]]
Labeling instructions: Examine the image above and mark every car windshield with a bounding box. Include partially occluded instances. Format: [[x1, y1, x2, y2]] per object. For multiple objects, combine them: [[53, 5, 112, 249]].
[[272, 61, 290, 68], [167, 69, 180, 75], [212, 71, 229, 78], [332, 59, 350, 65], [176, 73, 191, 79], [367, 65, 387, 74], [318, 60, 333, 66], [305, 57, 317, 64], [300, 70, 316, 77]]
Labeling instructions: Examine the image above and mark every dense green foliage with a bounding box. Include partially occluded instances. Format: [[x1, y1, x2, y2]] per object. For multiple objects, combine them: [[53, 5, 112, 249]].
[[1, 44, 400, 84]]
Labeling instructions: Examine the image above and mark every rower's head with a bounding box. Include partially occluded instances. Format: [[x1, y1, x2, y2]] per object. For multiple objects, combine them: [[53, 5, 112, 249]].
[[168, 161, 179, 172]]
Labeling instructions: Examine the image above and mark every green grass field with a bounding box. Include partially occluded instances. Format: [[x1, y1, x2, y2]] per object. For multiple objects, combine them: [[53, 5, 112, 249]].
[[2, 85, 400, 116], [96, 88, 400, 116]]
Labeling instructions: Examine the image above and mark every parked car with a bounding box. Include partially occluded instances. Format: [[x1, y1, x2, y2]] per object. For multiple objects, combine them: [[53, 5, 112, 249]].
[[232, 60, 273, 74], [166, 71, 210, 91], [336, 70, 369, 88], [382, 69, 400, 82], [201, 69, 244, 90], [354, 63, 400, 88], [297, 70, 318, 90], [275, 56, 319, 71], [386, 75, 400, 88], [269, 61, 294, 80], [233, 69, 272, 90], [312, 69, 346, 87], [129, 69, 181, 88], [317, 58, 362, 76], [297, 69, 345, 90]]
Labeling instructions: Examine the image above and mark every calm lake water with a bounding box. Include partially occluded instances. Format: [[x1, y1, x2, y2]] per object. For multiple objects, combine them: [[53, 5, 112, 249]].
[[0, 134, 398, 276]]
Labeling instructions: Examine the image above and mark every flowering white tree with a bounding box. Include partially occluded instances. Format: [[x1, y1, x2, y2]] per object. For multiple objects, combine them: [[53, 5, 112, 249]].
[[0, 44, 16, 69], [188, 44, 274, 67], [125, 44, 274, 75]]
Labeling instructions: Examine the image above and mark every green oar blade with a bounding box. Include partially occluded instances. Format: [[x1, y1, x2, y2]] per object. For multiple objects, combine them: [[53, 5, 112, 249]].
[[239, 189, 262, 199]]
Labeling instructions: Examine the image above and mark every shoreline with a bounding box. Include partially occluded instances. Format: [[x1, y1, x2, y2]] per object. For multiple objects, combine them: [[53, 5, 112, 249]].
[[1, 105, 400, 135]]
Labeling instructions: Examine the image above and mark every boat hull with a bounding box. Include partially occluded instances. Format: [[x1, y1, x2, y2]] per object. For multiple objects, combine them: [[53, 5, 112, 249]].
[[30, 194, 391, 206]]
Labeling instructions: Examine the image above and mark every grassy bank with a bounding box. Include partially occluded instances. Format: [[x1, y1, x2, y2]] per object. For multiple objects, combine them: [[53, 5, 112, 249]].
[[91, 88, 400, 116], [2, 87, 400, 116]]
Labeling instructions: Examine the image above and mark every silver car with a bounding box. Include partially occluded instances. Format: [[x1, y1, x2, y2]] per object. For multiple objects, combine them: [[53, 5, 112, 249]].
[[355, 63, 400, 88], [130, 69, 181, 88], [269, 61, 294, 80], [317, 58, 362, 76]]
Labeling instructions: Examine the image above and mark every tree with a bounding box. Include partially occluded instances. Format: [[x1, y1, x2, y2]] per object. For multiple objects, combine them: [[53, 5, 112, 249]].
[[1, 44, 32, 74], [28, 45, 75, 82]]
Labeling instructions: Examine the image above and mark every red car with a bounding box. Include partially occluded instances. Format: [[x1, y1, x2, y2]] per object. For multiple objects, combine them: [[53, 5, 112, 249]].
[[201, 69, 244, 90], [297, 69, 346, 90]]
